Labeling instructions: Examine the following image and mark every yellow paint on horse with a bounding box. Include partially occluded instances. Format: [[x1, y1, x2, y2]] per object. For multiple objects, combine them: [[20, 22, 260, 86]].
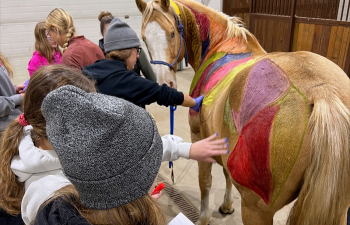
[[270, 87, 308, 205], [170, 0, 181, 17]]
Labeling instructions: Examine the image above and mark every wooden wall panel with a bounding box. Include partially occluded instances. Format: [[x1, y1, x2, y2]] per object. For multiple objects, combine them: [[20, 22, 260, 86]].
[[331, 26, 344, 65], [311, 25, 323, 54], [319, 26, 332, 57], [292, 22, 300, 51], [338, 28, 350, 69], [327, 26, 338, 61]]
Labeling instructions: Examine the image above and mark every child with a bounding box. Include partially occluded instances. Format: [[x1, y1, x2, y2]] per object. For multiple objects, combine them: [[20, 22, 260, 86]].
[[83, 17, 203, 110], [45, 8, 105, 71], [0, 65, 97, 224], [34, 85, 227, 224], [28, 22, 62, 77], [97, 11, 156, 82]]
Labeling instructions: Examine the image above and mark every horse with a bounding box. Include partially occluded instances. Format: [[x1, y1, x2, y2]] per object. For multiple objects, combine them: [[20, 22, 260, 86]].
[[135, 0, 350, 224]]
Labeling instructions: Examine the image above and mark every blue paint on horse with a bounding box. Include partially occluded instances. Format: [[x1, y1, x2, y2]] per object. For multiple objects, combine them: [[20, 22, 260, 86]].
[[203, 52, 252, 85], [201, 36, 210, 58]]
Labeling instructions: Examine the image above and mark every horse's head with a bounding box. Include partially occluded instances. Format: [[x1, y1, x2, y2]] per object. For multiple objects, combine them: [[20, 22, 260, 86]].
[[136, 0, 186, 89]]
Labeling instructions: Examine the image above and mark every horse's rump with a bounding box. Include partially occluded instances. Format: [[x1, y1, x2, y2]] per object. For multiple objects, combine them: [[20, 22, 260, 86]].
[[196, 54, 310, 206]]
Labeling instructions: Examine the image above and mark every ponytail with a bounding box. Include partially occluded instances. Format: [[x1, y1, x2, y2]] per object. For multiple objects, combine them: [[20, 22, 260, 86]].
[[0, 120, 25, 215]]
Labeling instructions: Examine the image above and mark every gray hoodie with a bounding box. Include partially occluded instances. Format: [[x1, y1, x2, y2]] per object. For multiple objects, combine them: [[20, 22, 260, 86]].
[[0, 63, 23, 131]]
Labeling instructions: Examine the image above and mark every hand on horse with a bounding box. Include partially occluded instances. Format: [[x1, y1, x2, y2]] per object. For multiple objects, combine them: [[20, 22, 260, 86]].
[[190, 95, 204, 112], [190, 133, 229, 163]]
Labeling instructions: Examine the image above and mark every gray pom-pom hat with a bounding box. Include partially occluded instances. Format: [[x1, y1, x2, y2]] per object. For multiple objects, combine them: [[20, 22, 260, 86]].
[[41, 85, 163, 209]]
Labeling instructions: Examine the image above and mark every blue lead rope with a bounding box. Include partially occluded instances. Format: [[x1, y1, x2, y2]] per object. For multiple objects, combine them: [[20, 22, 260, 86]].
[[169, 105, 176, 183], [169, 105, 177, 168]]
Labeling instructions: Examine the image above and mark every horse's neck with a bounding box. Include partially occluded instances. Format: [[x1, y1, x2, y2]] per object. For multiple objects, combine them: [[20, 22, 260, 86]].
[[177, 0, 265, 72]]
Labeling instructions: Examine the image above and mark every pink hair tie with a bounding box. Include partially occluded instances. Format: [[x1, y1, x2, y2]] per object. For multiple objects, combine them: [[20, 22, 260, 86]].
[[18, 114, 30, 127]]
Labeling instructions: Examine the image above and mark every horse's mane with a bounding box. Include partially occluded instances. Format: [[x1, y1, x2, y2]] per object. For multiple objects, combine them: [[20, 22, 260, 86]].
[[142, 0, 176, 30], [142, 0, 251, 41]]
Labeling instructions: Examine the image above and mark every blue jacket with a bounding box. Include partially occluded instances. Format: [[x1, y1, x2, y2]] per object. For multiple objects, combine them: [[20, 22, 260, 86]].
[[82, 59, 184, 108]]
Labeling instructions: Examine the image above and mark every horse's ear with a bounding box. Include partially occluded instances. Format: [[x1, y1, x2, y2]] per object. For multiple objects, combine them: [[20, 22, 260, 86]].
[[135, 0, 147, 13], [161, 0, 170, 10]]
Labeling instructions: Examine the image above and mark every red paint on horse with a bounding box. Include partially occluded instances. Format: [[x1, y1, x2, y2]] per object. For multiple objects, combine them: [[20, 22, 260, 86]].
[[186, 6, 210, 42], [227, 105, 278, 204]]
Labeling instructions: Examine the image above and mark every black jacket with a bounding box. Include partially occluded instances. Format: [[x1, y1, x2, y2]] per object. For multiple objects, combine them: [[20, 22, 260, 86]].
[[82, 59, 184, 108], [32, 198, 90, 225]]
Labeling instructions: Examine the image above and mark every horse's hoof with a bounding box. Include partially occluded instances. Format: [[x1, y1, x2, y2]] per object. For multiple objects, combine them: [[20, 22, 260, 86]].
[[219, 205, 234, 214]]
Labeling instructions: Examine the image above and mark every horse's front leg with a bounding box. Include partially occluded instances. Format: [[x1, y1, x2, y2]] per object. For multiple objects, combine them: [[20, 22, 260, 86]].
[[197, 161, 213, 225], [219, 167, 234, 214]]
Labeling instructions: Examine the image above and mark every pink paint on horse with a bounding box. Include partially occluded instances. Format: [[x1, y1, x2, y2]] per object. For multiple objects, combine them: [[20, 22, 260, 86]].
[[203, 57, 253, 93], [233, 59, 291, 133]]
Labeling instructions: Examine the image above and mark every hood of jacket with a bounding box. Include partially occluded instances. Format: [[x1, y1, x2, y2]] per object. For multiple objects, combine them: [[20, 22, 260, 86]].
[[10, 125, 62, 183], [82, 59, 128, 85]]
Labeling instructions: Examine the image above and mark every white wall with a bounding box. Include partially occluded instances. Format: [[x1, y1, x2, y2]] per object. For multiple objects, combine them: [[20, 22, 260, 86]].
[[0, 0, 222, 84], [338, 0, 350, 21]]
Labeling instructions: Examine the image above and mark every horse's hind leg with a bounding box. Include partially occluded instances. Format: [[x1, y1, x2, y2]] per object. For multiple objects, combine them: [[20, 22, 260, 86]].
[[219, 167, 234, 214], [196, 161, 213, 225], [241, 197, 274, 225]]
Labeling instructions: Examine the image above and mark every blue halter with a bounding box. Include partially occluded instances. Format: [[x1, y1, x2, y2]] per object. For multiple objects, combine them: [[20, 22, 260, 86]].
[[150, 15, 188, 71]]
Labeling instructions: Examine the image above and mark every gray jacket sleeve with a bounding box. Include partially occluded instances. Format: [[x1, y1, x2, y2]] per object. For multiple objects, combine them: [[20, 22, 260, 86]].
[[0, 95, 23, 117], [0, 66, 23, 117]]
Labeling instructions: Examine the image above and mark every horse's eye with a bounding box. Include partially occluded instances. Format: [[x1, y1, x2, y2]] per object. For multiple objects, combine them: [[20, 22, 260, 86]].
[[171, 32, 175, 38]]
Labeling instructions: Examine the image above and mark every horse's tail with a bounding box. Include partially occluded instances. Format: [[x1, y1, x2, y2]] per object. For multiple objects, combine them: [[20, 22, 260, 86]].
[[288, 89, 350, 225]]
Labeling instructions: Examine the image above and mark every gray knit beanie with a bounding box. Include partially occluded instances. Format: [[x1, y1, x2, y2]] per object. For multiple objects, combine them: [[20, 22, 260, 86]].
[[104, 17, 141, 53], [41, 85, 163, 209]]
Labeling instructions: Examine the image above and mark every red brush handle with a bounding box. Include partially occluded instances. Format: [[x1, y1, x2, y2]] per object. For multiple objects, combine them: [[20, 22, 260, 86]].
[[152, 183, 165, 195]]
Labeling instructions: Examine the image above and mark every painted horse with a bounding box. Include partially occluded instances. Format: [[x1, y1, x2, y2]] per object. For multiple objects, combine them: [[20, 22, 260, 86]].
[[136, 0, 350, 224]]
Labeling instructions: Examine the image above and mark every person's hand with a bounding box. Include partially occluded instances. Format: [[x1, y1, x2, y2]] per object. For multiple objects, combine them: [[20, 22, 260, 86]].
[[190, 95, 203, 112], [189, 133, 229, 163], [15, 84, 25, 94]]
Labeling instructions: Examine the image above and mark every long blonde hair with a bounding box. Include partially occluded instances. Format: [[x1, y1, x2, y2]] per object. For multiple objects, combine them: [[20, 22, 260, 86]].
[[0, 52, 14, 78], [0, 65, 96, 215], [38, 185, 166, 225], [45, 8, 75, 52], [34, 22, 62, 63]]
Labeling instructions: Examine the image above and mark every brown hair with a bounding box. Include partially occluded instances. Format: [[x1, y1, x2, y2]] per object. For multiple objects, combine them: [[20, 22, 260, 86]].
[[98, 11, 114, 36], [34, 22, 62, 63], [0, 65, 96, 215], [106, 49, 132, 65], [0, 52, 14, 78], [39, 185, 166, 225], [45, 8, 75, 52]]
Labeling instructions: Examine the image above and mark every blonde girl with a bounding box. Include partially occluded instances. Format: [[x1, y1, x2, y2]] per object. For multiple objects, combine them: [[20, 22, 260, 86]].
[[28, 22, 62, 77], [45, 8, 104, 71]]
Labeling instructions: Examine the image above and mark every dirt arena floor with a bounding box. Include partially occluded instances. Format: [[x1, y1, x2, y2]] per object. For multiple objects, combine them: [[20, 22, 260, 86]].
[[146, 68, 295, 225]]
